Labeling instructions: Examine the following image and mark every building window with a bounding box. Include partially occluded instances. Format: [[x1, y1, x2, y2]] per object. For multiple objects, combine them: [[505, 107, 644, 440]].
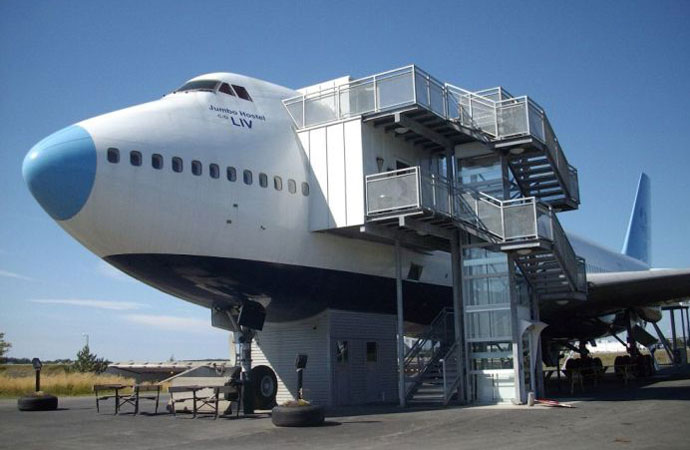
[[107, 148, 119, 164], [130, 151, 142, 166], [407, 263, 423, 281], [152, 153, 163, 170], [259, 173, 268, 188], [301, 182, 310, 197], [243, 169, 253, 185], [366, 342, 378, 362], [336, 340, 348, 363], [288, 179, 296, 194], [192, 160, 202, 176], [232, 85, 252, 101], [172, 157, 183, 173], [209, 163, 219, 179], [219, 83, 235, 96], [227, 166, 237, 182], [274, 176, 283, 191]]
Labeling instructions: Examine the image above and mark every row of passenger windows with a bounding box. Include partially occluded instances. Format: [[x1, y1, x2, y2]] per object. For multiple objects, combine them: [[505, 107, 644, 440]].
[[106, 148, 309, 196]]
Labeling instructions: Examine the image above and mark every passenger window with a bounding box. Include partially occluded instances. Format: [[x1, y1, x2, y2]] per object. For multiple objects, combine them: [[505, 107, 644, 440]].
[[288, 179, 296, 194], [243, 169, 253, 185], [152, 153, 163, 170], [232, 85, 252, 101], [107, 148, 119, 164], [227, 166, 237, 182], [219, 83, 235, 96], [301, 182, 310, 196], [209, 163, 219, 179], [192, 160, 202, 176], [130, 151, 142, 167], [259, 173, 268, 188], [172, 157, 183, 173], [274, 176, 283, 191]]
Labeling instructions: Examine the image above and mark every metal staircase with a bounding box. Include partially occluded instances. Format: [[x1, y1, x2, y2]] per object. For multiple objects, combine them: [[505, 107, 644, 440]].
[[446, 85, 580, 211], [283, 65, 580, 211], [365, 166, 587, 298], [404, 308, 461, 405]]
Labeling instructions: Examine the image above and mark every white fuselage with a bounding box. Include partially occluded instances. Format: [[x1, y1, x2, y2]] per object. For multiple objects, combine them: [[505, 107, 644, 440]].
[[32, 72, 649, 320]]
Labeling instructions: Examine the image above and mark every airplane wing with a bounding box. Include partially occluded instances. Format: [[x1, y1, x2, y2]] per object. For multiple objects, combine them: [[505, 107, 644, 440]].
[[582, 268, 690, 316]]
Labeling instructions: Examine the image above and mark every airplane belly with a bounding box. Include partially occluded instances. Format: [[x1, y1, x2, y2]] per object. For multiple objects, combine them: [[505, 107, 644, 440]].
[[105, 253, 452, 324]]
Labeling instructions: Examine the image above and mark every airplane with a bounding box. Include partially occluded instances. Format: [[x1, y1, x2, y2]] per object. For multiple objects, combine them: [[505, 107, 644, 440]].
[[22, 70, 690, 398]]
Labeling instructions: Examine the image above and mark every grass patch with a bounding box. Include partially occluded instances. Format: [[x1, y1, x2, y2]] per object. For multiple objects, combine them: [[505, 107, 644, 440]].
[[0, 366, 135, 398]]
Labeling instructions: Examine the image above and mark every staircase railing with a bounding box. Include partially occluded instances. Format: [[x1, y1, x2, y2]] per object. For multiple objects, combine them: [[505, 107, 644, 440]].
[[404, 307, 454, 396], [440, 340, 463, 405], [365, 167, 548, 244]]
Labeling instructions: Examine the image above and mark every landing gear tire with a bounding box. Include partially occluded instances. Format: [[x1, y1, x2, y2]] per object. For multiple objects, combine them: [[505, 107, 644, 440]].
[[640, 354, 655, 377], [17, 394, 58, 411], [271, 405, 324, 427], [250, 365, 277, 410]]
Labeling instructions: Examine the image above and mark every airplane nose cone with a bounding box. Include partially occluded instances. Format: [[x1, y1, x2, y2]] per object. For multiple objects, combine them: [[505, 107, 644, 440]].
[[22, 125, 97, 221]]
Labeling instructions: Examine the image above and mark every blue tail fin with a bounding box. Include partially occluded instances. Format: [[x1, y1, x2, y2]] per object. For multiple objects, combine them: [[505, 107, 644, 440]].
[[622, 173, 651, 266]]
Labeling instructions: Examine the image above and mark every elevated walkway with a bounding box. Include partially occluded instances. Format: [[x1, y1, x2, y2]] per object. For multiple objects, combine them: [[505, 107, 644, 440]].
[[284, 65, 579, 210], [365, 167, 587, 299]]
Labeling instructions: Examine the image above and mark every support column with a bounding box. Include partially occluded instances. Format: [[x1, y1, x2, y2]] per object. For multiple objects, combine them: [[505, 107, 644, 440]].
[[450, 232, 465, 403], [395, 240, 406, 407], [507, 254, 525, 403], [681, 307, 688, 364], [671, 309, 678, 364]]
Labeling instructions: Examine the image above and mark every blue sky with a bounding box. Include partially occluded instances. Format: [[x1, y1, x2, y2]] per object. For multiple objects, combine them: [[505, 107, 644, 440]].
[[1, 1, 689, 361]]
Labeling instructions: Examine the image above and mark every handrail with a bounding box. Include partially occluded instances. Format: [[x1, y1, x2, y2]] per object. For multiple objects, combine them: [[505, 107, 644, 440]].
[[403, 306, 453, 368], [440, 340, 463, 405]]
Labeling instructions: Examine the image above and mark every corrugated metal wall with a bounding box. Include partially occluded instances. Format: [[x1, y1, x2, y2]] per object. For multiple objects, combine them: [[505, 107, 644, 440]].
[[252, 309, 398, 407], [329, 310, 398, 405], [253, 311, 330, 405]]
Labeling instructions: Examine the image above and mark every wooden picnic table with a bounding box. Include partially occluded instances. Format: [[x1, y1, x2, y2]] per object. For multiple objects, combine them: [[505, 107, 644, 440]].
[[168, 383, 242, 419], [93, 383, 161, 415]]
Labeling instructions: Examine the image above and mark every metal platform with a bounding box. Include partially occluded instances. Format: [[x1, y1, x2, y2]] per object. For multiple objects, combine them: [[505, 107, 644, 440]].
[[283, 65, 580, 210]]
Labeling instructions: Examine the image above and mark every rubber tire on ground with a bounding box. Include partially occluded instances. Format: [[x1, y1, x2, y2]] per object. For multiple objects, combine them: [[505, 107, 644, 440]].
[[250, 365, 278, 410], [17, 395, 58, 411], [271, 405, 325, 427]]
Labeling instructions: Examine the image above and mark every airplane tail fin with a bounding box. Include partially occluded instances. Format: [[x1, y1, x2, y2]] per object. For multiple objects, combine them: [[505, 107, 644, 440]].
[[622, 173, 651, 266]]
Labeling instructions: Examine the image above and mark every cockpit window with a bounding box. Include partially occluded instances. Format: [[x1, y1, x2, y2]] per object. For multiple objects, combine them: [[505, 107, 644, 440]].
[[219, 83, 235, 96], [232, 85, 252, 101], [176, 79, 219, 93]]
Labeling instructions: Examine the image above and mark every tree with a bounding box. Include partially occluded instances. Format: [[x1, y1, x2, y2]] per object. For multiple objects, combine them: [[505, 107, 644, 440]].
[[72, 345, 108, 374], [0, 332, 11, 363]]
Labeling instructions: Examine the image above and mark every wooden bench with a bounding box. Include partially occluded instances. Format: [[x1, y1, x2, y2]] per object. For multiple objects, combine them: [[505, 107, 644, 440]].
[[94, 384, 161, 415], [168, 384, 241, 419]]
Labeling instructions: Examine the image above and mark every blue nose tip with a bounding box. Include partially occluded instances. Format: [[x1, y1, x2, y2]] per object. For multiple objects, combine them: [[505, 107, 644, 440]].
[[22, 125, 97, 221]]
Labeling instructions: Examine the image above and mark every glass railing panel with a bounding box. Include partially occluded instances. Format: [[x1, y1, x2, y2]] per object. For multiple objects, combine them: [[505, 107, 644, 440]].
[[376, 70, 414, 110], [304, 93, 338, 127], [502, 202, 537, 241], [497, 99, 528, 137], [470, 98, 497, 136], [341, 80, 375, 118], [527, 102, 545, 143], [415, 74, 430, 108], [536, 206, 553, 240], [284, 100, 304, 128], [365, 169, 420, 215], [429, 80, 445, 116], [476, 199, 503, 239]]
